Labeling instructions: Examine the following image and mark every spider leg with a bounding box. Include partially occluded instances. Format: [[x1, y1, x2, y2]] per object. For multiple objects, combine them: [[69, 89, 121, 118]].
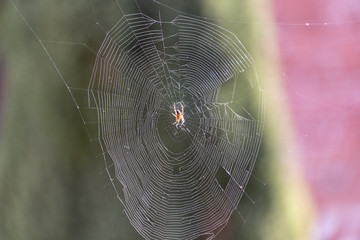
[[173, 104, 177, 115]]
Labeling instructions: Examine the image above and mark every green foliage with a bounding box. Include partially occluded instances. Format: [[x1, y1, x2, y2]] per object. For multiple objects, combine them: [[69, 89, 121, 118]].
[[0, 1, 140, 239], [0, 0, 276, 239]]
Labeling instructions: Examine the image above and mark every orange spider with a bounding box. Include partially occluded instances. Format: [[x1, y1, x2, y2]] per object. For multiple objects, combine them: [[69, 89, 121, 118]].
[[173, 103, 184, 127]]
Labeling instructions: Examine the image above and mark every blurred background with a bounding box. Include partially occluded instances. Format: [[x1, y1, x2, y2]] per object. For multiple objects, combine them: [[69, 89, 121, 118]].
[[0, 0, 359, 239]]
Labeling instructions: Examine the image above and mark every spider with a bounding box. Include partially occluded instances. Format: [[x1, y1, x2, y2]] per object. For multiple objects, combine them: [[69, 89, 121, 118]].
[[173, 103, 185, 127]]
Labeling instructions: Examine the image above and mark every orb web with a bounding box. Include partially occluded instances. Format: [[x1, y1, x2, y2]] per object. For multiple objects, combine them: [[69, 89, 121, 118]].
[[88, 12, 265, 240]]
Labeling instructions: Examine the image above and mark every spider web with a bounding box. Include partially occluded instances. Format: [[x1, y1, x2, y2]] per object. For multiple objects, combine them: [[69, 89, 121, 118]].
[[9, 0, 265, 239], [89, 13, 265, 240]]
